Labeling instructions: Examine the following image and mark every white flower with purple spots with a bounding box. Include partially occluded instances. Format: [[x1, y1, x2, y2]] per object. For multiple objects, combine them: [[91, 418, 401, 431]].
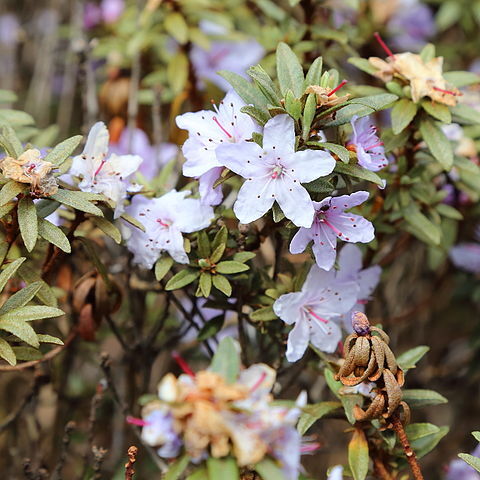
[[289, 191, 375, 271], [334, 244, 381, 331], [71, 122, 143, 218], [273, 264, 359, 362], [124, 191, 214, 268], [348, 116, 388, 172], [216, 114, 336, 227], [176, 90, 258, 206]]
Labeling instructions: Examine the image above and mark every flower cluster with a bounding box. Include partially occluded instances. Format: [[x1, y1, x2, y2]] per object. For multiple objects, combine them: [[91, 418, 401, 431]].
[[138, 363, 307, 480], [273, 245, 381, 362]]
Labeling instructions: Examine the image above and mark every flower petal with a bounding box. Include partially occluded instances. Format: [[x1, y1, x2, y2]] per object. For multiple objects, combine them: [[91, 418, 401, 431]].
[[286, 149, 336, 183], [233, 177, 275, 224], [286, 319, 310, 362], [311, 222, 338, 271], [273, 291, 305, 325], [289, 228, 313, 254], [309, 317, 342, 353], [263, 114, 295, 153], [216, 141, 265, 177], [274, 177, 314, 227]]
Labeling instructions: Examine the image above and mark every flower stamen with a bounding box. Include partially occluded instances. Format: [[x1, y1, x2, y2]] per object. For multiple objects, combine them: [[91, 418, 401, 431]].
[[212, 116, 232, 139], [328, 79, 348, 97], [172, 351, 196, 378], [374, 32, 396, 59]]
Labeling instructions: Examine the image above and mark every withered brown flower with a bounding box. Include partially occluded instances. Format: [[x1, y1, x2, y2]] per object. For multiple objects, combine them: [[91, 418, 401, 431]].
[[305, 84, 350, 108]]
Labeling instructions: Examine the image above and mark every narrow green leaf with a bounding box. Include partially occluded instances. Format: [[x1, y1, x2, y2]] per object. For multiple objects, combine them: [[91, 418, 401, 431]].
[[459, 453, 480, 473], [233, 251, 256, 263], [17, 266, 57, 307], [43, 135, 82, 166], [199, 272, 212, 297], [348, 429, 369, 480], [240, 105, 270, 126], [284, 90, 302, 120], [51, 190, 103, 216], [276, 43, 304, 98], [209, 337, 240, 383], [0, 125, 23, 157], [0, 281, 43, 314], [197, 315, 224, 341], [37, 334, 64, 345], [307, 141, 350, 163], [421, 100, 451, 123], [249, 306, 277, 321], [254, 458, 287, 480], [0, 180, 27, 206], [38, 218, 71, 253], [436, 203, 463, 220], [405, 423, 440, 441], [334, 162, 384, 186], [212, 275, 232, 296], [247, 65, 282, 106], [0, 318, 39, 347], [419, 119, 453, 170], [216, 261, 249, 274], [186, 467, 208, 480], [167, 52, 189, 95], [121, 212, 145, 232], [0, 257, 26, 293], [444, 71, 480, 88], [18, 197, 38, 252], [12, 346, 42, 361], [218, 70, 269, 109], [451, 103, 480, 125], [0, 305, 64, 322], [403, 203, 441, 246], [397, 346, 430, 370], [165, 269, 200, 290], [402, 389, 448, 408], [91, 217, 122, 244], [298, 401, 342, 435], [472, 432, 480, 443], [413, 425, 448, 459], [164, 12, 189, 44], [164, 455, 190, 480], [391, 99, 418, 134], [0, 337, 16, 365], [207, 457, 240, 480], [348, 57, 378, 75], [302, 93, 317, 141], [419, 43, 435, 63], [155, 256, 174, 282], [305, 57, 323, 87], [197, 231, 211, 258]]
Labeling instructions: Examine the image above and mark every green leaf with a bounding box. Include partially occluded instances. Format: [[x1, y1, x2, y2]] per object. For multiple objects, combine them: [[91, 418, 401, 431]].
[[18, 197, 38, 252], [0, 337, 16, 365], [284, 90, 302, 120], [304, 177, 334, 193], [307, 141, 350, 163], [212, 275, 232, 296], [197, 231, 211, 259], [38, 218, 71, 253], [12, 346, 42, 361], [249, 305, 277, 321], [436, 203, 463, 220], [0, 180, 27, 206], [155, 256, 174, 282], [120, 212, 145, 232], [0, 281, 43, 314], [302, 93, 317, 141], [0, 257, 26, 293], [276, 43, 304, 98], [43, 135, 82, 166], [436, 1, 462, 31], [216, 261, 249, 274], [0, 125, 23, 157], [421, 100, 451, 123], [397, 346, 430, 370], [186, 467, 208, 480], [37, 334, 64, 345], [165, 269, 200, 291], [199, 272, 212, 297], [167, 52, 189, 95], [472, 431, 480, 443], [298, 401, 342, 435], [233, 251, 256, 263], [324, 368, 342, 399], [451, 103, 480, 125], [459, 453, 480, 473], [391, 99, 418, 134], [164, 12, 189, 44], [305, 57, 323, 87], [0, 90, 17, 103], [17, 267, 57, 307], [419, 119, 453, 170], [403, 203, 441, 246], [348, 429, 369, 480], [164, 455, 190, 480], [218, 71, 268, 109], [91, 217, 122, 244], [348, 57, 378, 75], [413, 425, 448, 459], [0, 109, 34, 127], [0, 318, 39, 347], [402, 389, 448, 408], [240, 105, 270, 126], [247, 65, 282, 106], [207, 457, 239, 480], [334, 162, 384, 186], [254, 458, 287, 480], [52, 190, 103, 216], [419, 43, 435, 63], [341, 394, 363, 425], [0, 305, 64, 322], [197, 315, 225, 341], [209, 337, 240, 383], [444, 71, 480, 88], [405, 423, 440, 441]]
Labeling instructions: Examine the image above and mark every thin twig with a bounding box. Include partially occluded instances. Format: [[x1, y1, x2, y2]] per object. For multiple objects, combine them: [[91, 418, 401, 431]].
[[391, 414, 424, 480], [124, 446, 138, 480], [51, 421, 76, 480]]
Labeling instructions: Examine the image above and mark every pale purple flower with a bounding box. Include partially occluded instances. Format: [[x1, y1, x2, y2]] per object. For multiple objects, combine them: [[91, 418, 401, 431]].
[[141, 408, 182, 458], [101, 0, 124, 24], [176, 90, 258, 206], [124, 191, 214, 268], [273, 265, 359, 361], [388, 1, 436, 52], [109, 127, 178, 180], [71, 122, 143, 218], [445, 444, 480, 480], [334, 244, 381, 331], [83, 3, 102, 29], [0, 14, 20, 47], [190, 21, 264, 91], [450, 243, 480, 274], [348, 116, 388, 172], [289, 191, 375, 271], [217, 115, 336, 227], [327, 466, 344, 480]]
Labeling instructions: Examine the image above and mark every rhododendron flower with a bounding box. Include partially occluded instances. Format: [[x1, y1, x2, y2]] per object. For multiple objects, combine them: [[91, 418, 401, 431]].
[[450, 243, 480, 274], [0, 149, 58, 196], [141, 408, 182, 458], [348, 116, 388, 171], [176, 90, 258, 206], [445, 444, 480, 480], [289, 191, 375, 271], [109, 127, 178, 180], [334, 244, 381, 330], [216, 114, 336, 227], [190, 21, 265, 91], [124, 191, 214, 268], [71, 122, 143, 218], [273, 264, 359, 361]]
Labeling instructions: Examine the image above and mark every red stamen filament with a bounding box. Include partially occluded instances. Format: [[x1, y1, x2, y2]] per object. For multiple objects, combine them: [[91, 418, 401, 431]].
[[172, 351, 196, 378], [374, 32, 396, 59], [156, 219, 169, 228], [433, 86, 457, 96], [320, 218, 343, 237], [328, 79, 348, 97], [212, 116, 232, 138], [366, 141, 384, 150], [94, 159, 107, 177], [250, 371, 267, 393], [301, 442, 321, 453], [126, 416, 150, 427], [307, 309, 329, 324]]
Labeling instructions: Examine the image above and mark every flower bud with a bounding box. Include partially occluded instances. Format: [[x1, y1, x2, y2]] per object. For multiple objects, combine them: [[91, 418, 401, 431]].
[[351, 311, 371, 336]]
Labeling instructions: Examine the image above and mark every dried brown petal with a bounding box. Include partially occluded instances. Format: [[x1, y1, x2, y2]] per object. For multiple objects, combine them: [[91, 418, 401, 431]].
[[354, 392, 386, 421], [383, 343, 398, 375], [382, 369, 402, 417], [353, 336, 371, 367], [370, 326, 390, 344]]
